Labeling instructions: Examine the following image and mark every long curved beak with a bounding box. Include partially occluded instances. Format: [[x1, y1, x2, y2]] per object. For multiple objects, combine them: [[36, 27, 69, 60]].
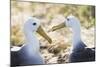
[[37, 26, 52, 44], [51, 22, 66, 31]]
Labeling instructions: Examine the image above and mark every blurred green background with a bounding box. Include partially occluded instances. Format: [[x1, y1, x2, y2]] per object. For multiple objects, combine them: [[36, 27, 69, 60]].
[[11, 0, 95, 64]]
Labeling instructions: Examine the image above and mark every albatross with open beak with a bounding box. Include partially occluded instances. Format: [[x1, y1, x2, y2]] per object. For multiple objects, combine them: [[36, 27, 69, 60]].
[[51, 15, 95, 62], [11, 17, 52, 66]]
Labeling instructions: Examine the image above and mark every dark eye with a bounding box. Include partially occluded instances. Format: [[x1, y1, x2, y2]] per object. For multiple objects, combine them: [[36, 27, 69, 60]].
[[67, 18, 70, 21], [33, 23, 36, 25]]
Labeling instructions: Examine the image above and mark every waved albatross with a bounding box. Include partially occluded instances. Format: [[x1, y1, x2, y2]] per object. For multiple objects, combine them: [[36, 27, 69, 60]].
[[11, 17, 52, 66], [51, 15, 95, 63]]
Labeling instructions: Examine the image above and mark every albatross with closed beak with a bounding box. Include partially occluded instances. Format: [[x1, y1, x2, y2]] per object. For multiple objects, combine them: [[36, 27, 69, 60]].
[[11, 17, 52, 66], [51, 15, 95, 62]]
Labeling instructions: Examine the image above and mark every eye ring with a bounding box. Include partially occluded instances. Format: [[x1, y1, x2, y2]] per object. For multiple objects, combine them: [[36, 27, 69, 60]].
[[33, 23, 37, 25]]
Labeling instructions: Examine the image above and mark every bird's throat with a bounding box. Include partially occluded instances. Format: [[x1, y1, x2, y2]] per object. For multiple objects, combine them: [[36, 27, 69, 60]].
[[24, 31, 39, 50], [72, 27, 81, 48]]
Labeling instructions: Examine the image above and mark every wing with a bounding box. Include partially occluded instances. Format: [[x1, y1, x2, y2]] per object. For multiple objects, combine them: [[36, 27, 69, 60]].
[[69, 42, 95, 62]]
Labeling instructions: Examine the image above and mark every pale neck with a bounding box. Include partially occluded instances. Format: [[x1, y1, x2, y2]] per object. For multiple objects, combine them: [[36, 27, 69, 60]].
[[24, 30, 39, 46], [72, 26, 81, 48], [23, 30, 40, 54]]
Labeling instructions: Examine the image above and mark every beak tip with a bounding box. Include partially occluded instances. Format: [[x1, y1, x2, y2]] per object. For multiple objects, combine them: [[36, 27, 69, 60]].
[[49, 39, 52, 44], [50, 26, 57, 32], [48, 28, 55, 32]]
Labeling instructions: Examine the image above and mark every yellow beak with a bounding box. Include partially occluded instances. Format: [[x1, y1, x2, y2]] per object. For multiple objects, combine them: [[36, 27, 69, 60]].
[[37, 26, 52, 44], [51, 22, 66, 31]]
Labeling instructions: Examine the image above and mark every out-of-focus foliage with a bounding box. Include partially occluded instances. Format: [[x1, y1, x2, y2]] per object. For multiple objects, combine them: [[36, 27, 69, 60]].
[[11, 0, 95, 64]]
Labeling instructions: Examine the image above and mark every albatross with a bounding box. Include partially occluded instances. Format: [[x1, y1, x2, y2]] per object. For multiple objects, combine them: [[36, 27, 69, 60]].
[[51, 15, 95, 62], [11, 17, 52, 66]]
